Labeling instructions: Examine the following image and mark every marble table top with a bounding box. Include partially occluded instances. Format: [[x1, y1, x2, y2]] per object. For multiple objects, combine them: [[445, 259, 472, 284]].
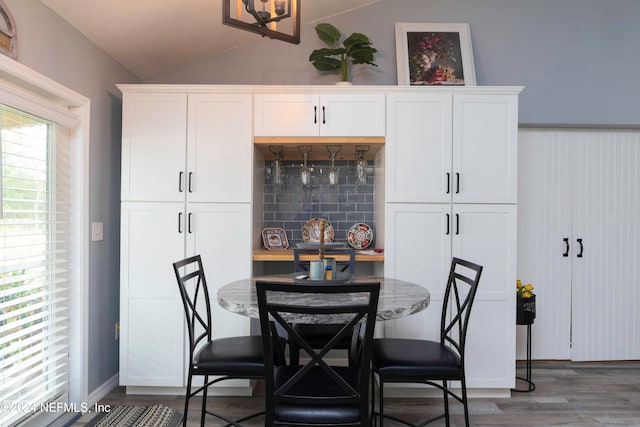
[[217, 275, 430, 323]]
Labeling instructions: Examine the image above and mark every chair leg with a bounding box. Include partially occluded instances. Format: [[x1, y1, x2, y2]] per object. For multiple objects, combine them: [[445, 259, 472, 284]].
[[183, 373, 193, 427], [442, 380, 450, 427], [200, 375, 208, 427], [460, 377, 470, 427], [378, 378, 384, 427]]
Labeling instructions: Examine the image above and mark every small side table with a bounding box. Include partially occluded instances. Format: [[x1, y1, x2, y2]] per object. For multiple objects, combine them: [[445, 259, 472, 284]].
[[512, 322, 535, 392]]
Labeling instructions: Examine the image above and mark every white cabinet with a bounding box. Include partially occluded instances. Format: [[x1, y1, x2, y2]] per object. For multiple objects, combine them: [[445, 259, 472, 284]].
[[518, 128, 640, 361], [384, 88, 521, 391], [254, 93, 385, 136], [122, 92, 252, 203], [386, 92, 518, 204], [121, 92, 187, 202], [119, 89, 253, 387], [385, 203, 517, 388]]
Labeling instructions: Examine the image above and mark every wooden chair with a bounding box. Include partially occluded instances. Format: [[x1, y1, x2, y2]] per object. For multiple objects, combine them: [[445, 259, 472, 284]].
[[371, 257, 483, 427], [257, 280, 380, 426]]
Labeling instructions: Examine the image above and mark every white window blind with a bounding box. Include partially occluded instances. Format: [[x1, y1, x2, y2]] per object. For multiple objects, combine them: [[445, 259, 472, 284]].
[[0, 104, 70, 427]]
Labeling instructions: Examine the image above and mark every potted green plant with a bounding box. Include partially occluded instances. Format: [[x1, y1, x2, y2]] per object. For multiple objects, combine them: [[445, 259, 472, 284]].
[[309, 23, 378, 84]]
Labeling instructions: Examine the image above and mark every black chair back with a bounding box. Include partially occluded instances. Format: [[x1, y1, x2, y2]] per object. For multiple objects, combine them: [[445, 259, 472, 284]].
[[256, 280, 380, 426], [173, 254, 212, 361], [441, 257, 483, 359]]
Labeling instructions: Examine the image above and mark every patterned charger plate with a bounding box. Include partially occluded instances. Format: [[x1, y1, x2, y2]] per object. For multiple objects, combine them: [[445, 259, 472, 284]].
[[347, 223, 373, 249]]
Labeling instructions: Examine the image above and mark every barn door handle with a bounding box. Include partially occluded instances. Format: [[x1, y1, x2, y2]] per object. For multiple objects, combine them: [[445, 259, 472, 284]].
[[562, 238, 570, 257], [314, 106, 317, 124], [577, 238, 584, 258]]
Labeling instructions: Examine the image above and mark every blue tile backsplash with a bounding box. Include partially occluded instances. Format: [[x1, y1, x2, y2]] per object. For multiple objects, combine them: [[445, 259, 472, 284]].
[[263, 160, 376, 247]]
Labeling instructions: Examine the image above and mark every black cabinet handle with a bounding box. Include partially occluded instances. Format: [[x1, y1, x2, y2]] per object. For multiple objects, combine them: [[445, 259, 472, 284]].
[[178, 212, 183, 233], [188, 172, 193, 193], [577, 238, 584, 258], [178, 171, 184, 192], [314, 106, 317, 124], [188, 213, 193, 234], [455, 213, 460, 235], [456, 173, 460, 194], [563, 238, 570, 257], [322, 106, 326, 124], [446, 173, 450, 194], [446, 213, 450, 235]]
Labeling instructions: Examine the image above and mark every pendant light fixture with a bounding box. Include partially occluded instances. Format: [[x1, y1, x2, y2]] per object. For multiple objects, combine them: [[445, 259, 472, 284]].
[[223, 0, 300, 44]]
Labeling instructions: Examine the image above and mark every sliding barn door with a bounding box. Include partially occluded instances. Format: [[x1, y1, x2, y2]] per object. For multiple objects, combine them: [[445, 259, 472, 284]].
[[518, 128, 640, 361]]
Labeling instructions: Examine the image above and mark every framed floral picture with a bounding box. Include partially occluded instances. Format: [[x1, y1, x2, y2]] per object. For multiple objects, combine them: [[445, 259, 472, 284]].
[[395, 23, 476, 86]]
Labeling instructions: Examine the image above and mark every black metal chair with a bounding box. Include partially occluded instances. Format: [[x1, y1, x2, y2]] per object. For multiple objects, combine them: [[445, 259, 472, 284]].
[[173, 255, 285, 427], [371, 257, 483, 427], [256, 280, 380, 427], [290, 247, 357, 366]]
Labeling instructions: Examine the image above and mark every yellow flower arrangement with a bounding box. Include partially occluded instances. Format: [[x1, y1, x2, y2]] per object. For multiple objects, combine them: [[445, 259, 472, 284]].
[[516, 279, 535, 298]]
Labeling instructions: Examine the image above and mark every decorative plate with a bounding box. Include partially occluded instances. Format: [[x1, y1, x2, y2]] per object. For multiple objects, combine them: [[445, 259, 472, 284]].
[[301, 218, 335, 243], [347, 223, 373, 249], [261, 227, 289, 250]]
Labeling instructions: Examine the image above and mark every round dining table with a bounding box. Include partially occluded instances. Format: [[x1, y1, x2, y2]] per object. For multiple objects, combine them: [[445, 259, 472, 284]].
[[217, 275, 430, 322]]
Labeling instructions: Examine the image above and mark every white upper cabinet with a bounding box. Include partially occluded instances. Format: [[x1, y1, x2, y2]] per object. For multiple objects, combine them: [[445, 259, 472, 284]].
[[386, 92, 518, 204], [187, 94, 252, 203], [453, 94, 518, 204], [386, 92, 453, 203], [121, 92, 252, 203], [254, 93, 385, 136], [121, 92, 187, 202]]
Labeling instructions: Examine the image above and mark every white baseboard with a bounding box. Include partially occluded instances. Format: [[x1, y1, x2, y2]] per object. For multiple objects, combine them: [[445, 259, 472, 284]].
[[86, 374, 119, 406]]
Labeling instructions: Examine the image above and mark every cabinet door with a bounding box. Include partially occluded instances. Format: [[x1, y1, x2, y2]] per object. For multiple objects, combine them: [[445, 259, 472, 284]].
[[185, 203, 252, 339], [187, 94, 252, 202], [386, 92, 452, 203], [254, 93, 319, 136], [253, 93, 385, 137], [121, 93, 187, 202], [320, 93, 385, 136], [452, 204, 517, 388], [120, 202, 186, 386], [384, 203, 451, 341], [453, 94, 518, 204]]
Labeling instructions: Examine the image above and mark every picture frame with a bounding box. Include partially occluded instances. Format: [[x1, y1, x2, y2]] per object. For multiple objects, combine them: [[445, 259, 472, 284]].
[[395, 23, 476, 86]]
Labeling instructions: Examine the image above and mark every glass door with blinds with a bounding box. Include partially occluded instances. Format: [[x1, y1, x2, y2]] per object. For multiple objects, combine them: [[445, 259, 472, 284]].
[[1, 104, 71, 427]]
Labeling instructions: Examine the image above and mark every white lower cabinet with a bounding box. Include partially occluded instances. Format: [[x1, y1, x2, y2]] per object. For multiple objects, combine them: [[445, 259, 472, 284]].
[[385, 203, 517, 389], [120, 202, 251, 387]]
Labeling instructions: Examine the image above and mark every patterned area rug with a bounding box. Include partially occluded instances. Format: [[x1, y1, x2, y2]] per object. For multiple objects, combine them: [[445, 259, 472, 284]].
[[85, 405, 181, 427]]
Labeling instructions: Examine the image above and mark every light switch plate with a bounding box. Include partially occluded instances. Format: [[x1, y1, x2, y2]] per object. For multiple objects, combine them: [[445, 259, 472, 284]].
[[91, 222, 103, 241]]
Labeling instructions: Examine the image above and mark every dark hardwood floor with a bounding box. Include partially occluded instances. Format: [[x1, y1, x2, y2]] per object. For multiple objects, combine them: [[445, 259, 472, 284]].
[[73, 361, 640, 426]]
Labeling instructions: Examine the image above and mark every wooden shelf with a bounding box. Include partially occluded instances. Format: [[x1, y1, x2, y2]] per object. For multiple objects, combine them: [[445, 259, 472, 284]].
[[253, 249, 384, 262], [254, 136, 384, 161]]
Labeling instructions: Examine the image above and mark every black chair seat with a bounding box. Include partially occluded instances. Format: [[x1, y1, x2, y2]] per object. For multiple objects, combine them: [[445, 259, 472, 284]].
[[273, 366, 361, 424], [372, 338, 462, 380], [193, 336, 266, 376]]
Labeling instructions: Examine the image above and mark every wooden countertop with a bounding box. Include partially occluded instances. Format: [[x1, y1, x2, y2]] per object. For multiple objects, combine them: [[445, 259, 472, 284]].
[[253, 249, 384, 262]]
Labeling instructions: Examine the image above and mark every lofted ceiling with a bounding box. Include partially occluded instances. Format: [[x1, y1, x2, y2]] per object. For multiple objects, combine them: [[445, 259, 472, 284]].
[[40, 0, 382, 80]]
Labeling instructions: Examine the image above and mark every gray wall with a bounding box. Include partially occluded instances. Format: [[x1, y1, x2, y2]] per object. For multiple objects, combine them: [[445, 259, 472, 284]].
[[147, 0, 640, 127], [5, 0, 138, 395]]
